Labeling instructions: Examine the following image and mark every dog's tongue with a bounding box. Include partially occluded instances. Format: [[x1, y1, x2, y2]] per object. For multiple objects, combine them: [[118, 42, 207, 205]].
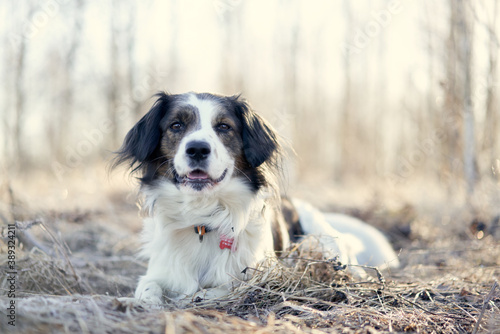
[[188, 170, 209, 180]]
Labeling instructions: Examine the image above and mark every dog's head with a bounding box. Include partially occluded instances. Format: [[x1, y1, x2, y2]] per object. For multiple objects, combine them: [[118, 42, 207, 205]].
[[114, 92, 281, 194]]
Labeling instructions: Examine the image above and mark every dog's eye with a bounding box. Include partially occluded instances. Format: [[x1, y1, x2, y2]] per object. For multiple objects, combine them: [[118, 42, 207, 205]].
[[216, 123, 231, 131], [170, 122, 184, 131]]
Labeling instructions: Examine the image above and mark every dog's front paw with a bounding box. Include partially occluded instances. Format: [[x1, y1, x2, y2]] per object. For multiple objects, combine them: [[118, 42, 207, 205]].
[[135, 281, 163, 305]]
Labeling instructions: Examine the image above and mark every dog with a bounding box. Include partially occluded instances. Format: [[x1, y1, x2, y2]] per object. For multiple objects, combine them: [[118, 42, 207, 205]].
[[114, 92, 399, 304]]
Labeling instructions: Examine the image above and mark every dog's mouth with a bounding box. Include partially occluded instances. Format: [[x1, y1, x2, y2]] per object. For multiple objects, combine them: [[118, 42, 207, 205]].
[[175, 169, 228, 190]]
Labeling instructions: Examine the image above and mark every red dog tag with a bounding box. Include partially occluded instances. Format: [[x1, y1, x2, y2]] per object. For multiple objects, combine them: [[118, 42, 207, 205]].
[[219, 235, 234, 250]]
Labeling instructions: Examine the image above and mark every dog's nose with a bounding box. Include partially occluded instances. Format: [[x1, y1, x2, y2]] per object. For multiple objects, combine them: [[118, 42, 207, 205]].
[[185, 141, 211, 161]]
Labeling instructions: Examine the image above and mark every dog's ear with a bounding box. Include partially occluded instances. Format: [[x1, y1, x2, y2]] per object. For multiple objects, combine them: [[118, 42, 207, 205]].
[[233, 96, 280, 168], [114, 93, 170, 170]]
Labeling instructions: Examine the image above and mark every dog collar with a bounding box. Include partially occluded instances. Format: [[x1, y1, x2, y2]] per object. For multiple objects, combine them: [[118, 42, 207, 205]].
[[194, 225, 234, 251]]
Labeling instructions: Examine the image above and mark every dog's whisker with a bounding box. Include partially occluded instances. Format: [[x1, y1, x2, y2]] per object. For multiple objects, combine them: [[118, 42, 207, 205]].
[[150, 158, 173, 176], [163, 166, 176, 178], [233, 166, 252, 183]]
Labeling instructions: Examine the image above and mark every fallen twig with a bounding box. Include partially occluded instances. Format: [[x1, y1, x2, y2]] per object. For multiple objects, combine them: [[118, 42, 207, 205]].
[[472, 280, 498, 334]]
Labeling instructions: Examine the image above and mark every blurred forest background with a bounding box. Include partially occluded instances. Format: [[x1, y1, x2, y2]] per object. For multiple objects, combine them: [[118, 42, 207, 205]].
[[2, 2, 500, 332], [1, 0, 500, 207]]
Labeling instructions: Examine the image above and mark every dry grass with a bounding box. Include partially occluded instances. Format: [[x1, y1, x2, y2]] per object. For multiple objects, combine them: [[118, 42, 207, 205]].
[[0, 176, 499, 333]]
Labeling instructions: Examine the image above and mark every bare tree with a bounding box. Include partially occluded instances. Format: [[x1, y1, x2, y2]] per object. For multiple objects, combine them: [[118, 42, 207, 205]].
[[219, 0, 245, 93], [12, 4, 35, 166], [457, 0, 476, 196], [125, 0, 141, 118], [277, 0, 303, 171], [441, 0, 464, 187], [167, 0, 179, 93], [480, 0, 499, 173], [2, 3, 12, 164], [107, 0, 120, 148], [58, 0, 84, 157], [423, 2, 438, 177], [373, 10, 387, 179], [339, 0, 353, 178]]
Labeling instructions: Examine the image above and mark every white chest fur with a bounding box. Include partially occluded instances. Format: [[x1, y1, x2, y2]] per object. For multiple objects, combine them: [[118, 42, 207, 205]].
[[135, 178, 275, 299]]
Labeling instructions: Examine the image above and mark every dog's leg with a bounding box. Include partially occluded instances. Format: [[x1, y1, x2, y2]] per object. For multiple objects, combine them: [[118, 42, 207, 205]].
[[323, 213, 400, 269], [292, 199, 399, 270], [291, 199, 374, 279], [135, 279, 164, 304], [291, 200, 354, 261]]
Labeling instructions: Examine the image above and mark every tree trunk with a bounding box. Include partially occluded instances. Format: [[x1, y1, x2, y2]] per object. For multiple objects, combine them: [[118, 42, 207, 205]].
[[441, 0, 465, 193], [482, 0, 499, 177], [339, 0, 353, 179], [13, 6, 30, 166], [108, 0, 120, 148], [457, 0, 476, 196], [56, 0, 84, 158], [125, 1, 141, 118]]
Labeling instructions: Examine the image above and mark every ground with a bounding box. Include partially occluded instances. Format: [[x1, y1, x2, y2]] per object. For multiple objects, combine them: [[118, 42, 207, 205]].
[[0, 167, 499, 333]]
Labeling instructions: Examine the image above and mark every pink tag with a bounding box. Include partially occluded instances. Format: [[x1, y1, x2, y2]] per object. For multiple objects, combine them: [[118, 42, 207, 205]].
[[219, 235, 234, 250]]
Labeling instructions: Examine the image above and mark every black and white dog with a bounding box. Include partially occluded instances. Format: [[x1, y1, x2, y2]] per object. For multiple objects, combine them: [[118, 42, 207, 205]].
[[115, 92, 399, 304]]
